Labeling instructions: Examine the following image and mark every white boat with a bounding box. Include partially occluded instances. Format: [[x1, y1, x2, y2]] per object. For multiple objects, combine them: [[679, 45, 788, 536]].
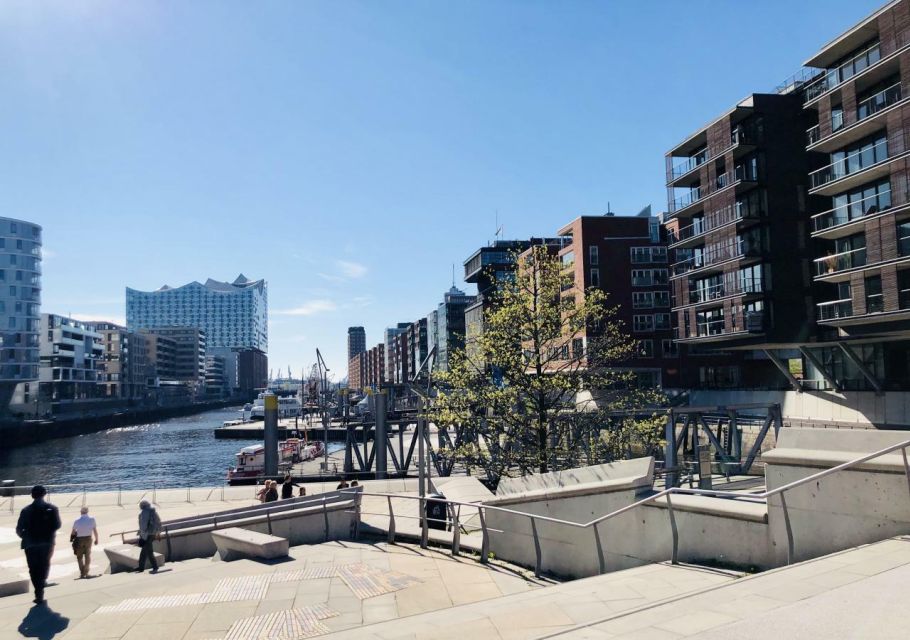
[[227, 437, 325, 481], [249, 394, 301, 420]]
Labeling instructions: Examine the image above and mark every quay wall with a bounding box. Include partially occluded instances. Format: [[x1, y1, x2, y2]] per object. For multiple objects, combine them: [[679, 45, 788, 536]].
[[0, 400, 237, 449]]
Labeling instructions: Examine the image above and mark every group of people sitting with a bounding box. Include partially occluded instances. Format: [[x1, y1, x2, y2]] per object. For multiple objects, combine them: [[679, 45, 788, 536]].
[[256, 475, 306, 502]]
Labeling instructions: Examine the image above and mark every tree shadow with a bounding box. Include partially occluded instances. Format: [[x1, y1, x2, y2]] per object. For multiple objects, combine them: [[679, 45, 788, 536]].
[[17, 604, 69, 640]]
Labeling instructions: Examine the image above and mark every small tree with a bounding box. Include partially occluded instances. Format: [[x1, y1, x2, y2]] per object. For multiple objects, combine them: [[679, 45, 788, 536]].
[[433, 246, 663, 484]]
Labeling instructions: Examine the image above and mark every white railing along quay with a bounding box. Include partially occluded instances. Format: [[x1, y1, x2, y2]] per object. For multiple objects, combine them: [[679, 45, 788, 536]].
[[350, 437, 910, 577]]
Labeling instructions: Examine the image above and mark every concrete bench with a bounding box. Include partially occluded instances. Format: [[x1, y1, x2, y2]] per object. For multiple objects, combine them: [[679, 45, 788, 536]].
[[0, 568, 29, 598], [211, 527, 289, 561], [104, 544, 165, 574]]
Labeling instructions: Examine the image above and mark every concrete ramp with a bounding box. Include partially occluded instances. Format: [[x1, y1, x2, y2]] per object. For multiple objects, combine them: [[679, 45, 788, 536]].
[[494, 457, 653, 500]]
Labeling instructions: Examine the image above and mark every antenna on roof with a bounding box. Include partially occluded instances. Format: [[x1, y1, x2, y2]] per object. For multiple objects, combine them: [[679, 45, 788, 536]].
[[451, 263, 455, 287]]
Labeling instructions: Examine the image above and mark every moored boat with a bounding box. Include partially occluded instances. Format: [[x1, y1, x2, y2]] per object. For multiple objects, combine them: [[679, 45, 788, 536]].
[[226, 438, 324, 482]]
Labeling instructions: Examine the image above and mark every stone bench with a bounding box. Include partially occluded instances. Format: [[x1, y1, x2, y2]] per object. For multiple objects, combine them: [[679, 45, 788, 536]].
[[0, 568, 29, 598], [211, 527, 289, 561], [104, 544, 165, 574]]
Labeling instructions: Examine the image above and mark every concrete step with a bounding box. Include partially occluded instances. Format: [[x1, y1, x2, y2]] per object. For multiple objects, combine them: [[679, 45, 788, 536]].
[[317, 561, 739, 639]]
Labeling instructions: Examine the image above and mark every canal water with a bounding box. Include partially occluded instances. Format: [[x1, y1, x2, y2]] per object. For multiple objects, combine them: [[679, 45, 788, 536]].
[[0, 407, 342, 491]]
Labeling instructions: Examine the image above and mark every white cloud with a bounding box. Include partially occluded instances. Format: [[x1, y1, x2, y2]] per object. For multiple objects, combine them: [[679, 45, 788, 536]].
[[337, 260, 367, 279], [42, 249, 57, 260], [317, 272, 345, 284], [70, 313, 127, 326], [274, 300, 337, 316]]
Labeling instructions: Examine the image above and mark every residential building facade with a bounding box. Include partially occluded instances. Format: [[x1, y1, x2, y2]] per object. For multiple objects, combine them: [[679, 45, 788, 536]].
[[91, 322, 152, 402], [38, 314, 103, 411]]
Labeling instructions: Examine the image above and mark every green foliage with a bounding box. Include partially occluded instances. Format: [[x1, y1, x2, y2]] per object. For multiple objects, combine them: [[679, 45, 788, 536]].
[[432, 246, 665, 486]]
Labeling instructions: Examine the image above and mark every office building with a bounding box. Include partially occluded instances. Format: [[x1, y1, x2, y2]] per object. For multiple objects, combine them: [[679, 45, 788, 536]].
[[384, 323, 410, 382], [126, 274, 267, 352], [435, 287, 475, 373], [139, 327, 206, 391], [204, 354, 226, 398], [347, 327, 366, 363], [0, 217, 42, 414]]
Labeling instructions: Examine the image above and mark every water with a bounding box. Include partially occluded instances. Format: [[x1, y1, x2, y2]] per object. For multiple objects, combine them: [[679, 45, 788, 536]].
[[0, 407, 341, 491]]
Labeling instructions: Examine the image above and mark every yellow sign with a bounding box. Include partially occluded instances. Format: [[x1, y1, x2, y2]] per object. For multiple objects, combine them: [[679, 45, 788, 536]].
[[264, 394, 278, 410]]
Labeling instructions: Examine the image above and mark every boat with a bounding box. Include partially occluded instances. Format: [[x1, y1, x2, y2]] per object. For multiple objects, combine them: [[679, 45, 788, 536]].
[[249, 393, 302, 420], [226, 438, 325, 482]]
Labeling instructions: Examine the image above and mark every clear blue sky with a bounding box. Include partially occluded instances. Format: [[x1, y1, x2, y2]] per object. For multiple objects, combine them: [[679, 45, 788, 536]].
[[0, 0, 886, 378]]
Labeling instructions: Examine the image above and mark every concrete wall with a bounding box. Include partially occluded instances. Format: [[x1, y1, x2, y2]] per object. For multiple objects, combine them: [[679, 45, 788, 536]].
[[763, 427, 910, 565], [689, 389, 910, 429]]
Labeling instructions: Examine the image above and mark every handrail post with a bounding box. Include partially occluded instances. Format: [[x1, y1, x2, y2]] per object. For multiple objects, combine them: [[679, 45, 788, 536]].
[[420, 496, 429, 549], [117, 484, 122, 507], [82, 486, 86, 508], [902, 447, 910, 505], [529, 517, 542, 578], [221, 484, 225, 502], [152, 483, 157, 505], [165, 525, 173, 559], [266, 510, 273, 535], [186, 486, 191, 503], [451, 504, 461, 557], [478, 507, 489, 564], [593, 521, 606, 575], [387, 496, 396, 544], [323, 497, 330, 542], [666, 494, 679, 565], [780, 491, 794, 565]]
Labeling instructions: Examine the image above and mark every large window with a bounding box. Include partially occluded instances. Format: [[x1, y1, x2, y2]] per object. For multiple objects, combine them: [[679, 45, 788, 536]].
[[830, 132, 888, 180], [633, 315, 654, 332], [633, 292, 654, 309], [830, 179, 891, 226], [589, 245, 599, 266], [865, 274, 883, 313]]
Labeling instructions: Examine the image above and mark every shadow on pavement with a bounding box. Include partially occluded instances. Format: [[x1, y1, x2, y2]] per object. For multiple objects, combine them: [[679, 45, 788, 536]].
[[17, 604, 69, 640]]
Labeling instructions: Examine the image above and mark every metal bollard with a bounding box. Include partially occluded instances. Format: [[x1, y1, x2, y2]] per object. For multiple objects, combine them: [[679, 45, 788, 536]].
[[186, 486, 191, 503], [117, 484, 122, 507]]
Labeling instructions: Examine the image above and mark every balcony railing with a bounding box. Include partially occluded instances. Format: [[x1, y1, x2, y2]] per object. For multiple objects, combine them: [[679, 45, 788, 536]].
[[672, 238, 762, 275], [696, 317, 726, 337], [688, 276, 763, 304], [670, 204, 746, 244], [670, 153, 707, 180], [817, 298, 854, 321], [669, 187, 704, 213], [814, 246, 867, 276], [900, 232, 910, 257], [809, 136, 894, 189], [812, 188, 892, 232], [857, 81, 903, 121], [807, 125, 821, 146], [668, 127, 758, 182], [804, 41, 882, 103]]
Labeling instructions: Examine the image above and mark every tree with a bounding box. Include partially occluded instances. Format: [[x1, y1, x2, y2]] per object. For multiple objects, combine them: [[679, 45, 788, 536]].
[[433, 245, 664, 485]]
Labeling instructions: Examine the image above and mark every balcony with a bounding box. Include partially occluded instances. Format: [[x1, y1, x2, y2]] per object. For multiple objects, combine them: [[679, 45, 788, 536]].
[[814, 246, 867, 278], [857, 81, 903, 121], [803, 41, 882, 104], [687, 276, 763, 305], [812, 188, 892, 235], [817, 298, 854, 321], [668, 187, 704, 214], [672, 237, 762, 277], [807, 125, 821, 146], [809, 82, 904, 151], [696, 317, 726, 337], [808, 131, 910, 196]]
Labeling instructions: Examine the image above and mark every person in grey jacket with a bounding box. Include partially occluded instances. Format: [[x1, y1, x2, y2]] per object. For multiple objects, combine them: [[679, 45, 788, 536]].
[[136, 500, 161, 573]]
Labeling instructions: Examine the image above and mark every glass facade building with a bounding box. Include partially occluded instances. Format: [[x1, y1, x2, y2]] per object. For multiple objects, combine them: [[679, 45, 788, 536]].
[[0, 217, 42, 383], [126, 274, 267, 352]]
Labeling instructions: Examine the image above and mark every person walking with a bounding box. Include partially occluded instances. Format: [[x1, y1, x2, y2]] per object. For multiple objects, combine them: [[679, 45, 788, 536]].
[[136, 500, 161, 573], [70, 506, 98, 579], [16, 485, 61, 604]]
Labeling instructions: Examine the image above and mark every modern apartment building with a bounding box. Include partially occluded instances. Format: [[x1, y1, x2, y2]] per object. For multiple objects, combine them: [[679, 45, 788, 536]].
[[204, 355, 226, 398], [408, 318, 428, 379], [665, 92, 819, 387], [802, 0, 910, 391], [139, 327, 206, 389], [126, 274, 267, 353], [38, 314, 103, 410], [556, 214, 679, 387], [384, 323, 410, 382], [348, 352, 364, 391], [347, 327, 366, 363], [0, 217, 42, 414], [435, 287, 475, 373], [91, 322, 152, 402]]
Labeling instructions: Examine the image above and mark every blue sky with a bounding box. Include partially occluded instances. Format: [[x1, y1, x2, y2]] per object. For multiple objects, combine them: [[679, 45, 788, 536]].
[[0, 0, 886, 378]]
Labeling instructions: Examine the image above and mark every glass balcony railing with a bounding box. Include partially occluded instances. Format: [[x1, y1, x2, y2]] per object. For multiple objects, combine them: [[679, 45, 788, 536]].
[[857, 82, 903, 121], [696, 317, 726, 337], [804, 41, 882, 103], [817, 298, 854, 321], [807, 125, 821, 146], [900, 233, 910, 257], [812, 189, 892, 232], [673, 238, 762, 275], [814, 246, 867, 276], [688, 276, 763, 304], [809, 137, 891, 189], [669, 203, 751, 244], [669, 187, 704, 213], [671, 153, 708, 179]]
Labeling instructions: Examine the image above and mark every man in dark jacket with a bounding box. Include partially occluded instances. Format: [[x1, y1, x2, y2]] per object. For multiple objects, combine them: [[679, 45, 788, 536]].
[[136, 500, 161, 573], [16, 485, 61, 604]]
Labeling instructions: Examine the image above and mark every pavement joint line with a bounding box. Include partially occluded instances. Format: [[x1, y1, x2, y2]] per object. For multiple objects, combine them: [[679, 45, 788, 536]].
[[530, 538, 910, 640]]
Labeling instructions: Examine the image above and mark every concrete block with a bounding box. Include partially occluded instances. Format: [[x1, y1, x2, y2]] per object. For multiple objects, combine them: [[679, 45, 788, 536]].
[[0, 568, 29, 597], [212, 527, 289, 561], [105, 544, 165, 574]]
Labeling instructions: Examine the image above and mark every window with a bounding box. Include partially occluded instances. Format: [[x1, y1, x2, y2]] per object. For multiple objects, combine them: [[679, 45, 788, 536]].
[[572, 338, 584, 359], [865, 275, 883, 313], [831, 105, 844, 132], [639, 340, 654, 358], [561, 251, 575, 267], [650, 247, 667, 263], [633, 292, 654, 309], [589, 245, 599, 266], [662, 339, 678, 357], [633, 315, 654, 332], [631, 247, 651, 264], [632, 269, 652, 286], [654, 313, 671, 330], [649, 220, 660, 243], [654, 291, 670, 307], [590, 268, 600, 287]]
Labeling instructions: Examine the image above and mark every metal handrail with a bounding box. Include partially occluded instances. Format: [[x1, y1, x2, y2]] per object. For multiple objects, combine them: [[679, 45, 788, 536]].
[[352, 437, 910, 575]]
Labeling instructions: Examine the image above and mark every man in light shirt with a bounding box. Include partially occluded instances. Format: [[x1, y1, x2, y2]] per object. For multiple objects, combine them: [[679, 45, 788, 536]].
[[70, 506, 98, 579]]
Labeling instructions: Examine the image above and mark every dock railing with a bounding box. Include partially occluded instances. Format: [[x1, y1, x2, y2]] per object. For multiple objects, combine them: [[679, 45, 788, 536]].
[[349, 437, 910, 577]]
